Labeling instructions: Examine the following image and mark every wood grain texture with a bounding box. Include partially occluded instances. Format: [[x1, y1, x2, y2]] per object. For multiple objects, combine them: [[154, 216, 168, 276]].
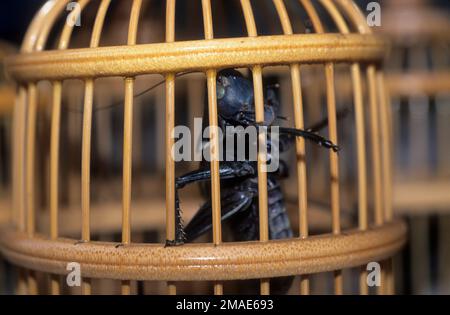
[[6, 34, 386, 82], [0, 221, 406, 281]]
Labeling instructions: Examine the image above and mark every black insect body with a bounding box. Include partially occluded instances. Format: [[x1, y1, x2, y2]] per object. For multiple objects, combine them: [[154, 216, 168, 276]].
[[171, 69, 338, 244], [169, 69, 340, 293]]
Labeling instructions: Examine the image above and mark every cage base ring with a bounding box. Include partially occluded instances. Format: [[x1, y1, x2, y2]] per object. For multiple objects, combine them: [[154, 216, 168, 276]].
[[0, 220, 406, 281]]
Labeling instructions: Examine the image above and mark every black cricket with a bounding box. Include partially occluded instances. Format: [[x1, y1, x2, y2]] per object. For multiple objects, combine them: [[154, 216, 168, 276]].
[[167, 69, 340, 293], [169, 69, 339, 245]]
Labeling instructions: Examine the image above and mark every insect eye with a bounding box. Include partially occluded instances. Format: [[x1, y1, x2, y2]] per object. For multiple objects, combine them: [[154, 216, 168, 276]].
[[217, 85, 225, 99]]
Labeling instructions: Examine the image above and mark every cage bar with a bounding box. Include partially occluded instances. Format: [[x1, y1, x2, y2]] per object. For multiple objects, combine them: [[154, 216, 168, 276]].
[[165, 0, 177, 296], [239, 0, 271, 295], [201, 0, 223, 295], [367, 66, 383, 226], [119, 0, 143, 296], [273, 0, 311, 295], [79, 0, 111, 296]]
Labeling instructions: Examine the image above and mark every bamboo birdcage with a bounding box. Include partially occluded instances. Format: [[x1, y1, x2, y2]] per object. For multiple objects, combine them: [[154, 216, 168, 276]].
[[0, 0, 406, 295], [380, 0, 450, 294]]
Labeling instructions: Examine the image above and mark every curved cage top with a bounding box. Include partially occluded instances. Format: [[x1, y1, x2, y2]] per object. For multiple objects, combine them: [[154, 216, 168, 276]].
[[6, 0, 388, 82]]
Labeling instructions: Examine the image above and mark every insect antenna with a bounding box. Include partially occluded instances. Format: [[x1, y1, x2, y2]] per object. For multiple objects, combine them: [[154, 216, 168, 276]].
[[65, 71, 196, 114]]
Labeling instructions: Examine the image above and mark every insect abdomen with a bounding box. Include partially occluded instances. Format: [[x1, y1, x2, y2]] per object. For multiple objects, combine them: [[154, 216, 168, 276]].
[[268, 177, 293, 240], [230, 177, 293, 241]]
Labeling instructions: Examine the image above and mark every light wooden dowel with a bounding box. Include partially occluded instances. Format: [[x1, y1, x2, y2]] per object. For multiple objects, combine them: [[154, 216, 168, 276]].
[[165, 0, 177, 296]]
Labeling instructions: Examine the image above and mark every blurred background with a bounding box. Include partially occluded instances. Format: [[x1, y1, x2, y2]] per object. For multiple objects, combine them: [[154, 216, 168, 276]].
[[0, 0, 449, 295]]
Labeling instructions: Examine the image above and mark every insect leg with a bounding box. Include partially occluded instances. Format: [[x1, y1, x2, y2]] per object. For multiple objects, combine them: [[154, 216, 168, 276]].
[[165, 162, 257, 246], [164, 189, 186, 247], [184, 189, 255, 242], [175, 162, 256, 189]]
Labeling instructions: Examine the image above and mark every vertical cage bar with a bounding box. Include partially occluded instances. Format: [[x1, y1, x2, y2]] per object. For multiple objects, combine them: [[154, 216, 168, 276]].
[[16, 0, 70, 294], [80, 0, 111, 296], [119, 0, 142, 295], [377, 73, 393, 222], [15, 88, 27, 232], [206, 72, 223, 295], [201, 0, 223, 295], [17, 268, 27, 295], [27, 270, 38, 295], [165, 0, 177, 295], [335, 0, 371, 34], [291, 65, 308, 240], [122, 76, 134, 241], [299, 0, 324, 32], [292, 65, 310, 295], [273, 0, 310, 295], [11, 89, 20, 227], [25, 83, 37, 238], [49, 81, 62, 294], [297, 0, 325, 295], [49, 82, 62, 241], [20, 0, 66, 52], [310, 0, 346, 294], [81, 81, 93, 242], [367, 66, 383, 226], [353, 63, 369, 295], [34, 0, 72, 52], [324, 63, 342, 294], [80, 80, 94, 297], [53, 0, 93, 295], [368, 65, 383, 297], [319, 0, 369, 294], [253, 67, 270, 295], [377, 71, 395, 294], [25, 83, 38, 295], [319, 0, 348, 32], [81, 279, 92, 295], [328, 0, 369, 294], [80, 0, 111, 244], [58, 0, 90, 49], [385, 259, 394, 295], [335, 0, 377, 294], [240, 0, 270, 295]]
